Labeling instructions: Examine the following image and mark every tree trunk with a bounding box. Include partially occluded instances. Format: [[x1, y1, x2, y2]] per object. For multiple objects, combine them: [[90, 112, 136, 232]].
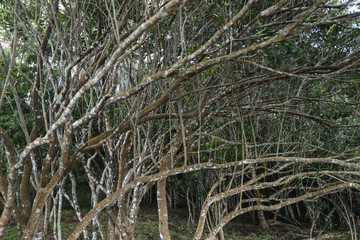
[[157, 178, 171, 240], [250, 166, 269, 231]]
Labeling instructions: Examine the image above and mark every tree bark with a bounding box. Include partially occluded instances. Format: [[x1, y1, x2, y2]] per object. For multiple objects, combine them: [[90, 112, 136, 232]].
[[157, 178, 171, 240]]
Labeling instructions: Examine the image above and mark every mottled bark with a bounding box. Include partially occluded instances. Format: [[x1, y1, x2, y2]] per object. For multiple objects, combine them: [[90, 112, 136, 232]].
[[250, 166, 269, 231], [20, 160, 32, 222], [1, 1, 359, 239], [157, 177, 171, 240], [0, 128, 18, 237]]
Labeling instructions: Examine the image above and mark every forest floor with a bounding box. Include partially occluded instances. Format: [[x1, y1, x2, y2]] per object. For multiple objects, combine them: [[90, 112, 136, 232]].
[[3, 207, 356, 239], [135, 207, 307, 240]]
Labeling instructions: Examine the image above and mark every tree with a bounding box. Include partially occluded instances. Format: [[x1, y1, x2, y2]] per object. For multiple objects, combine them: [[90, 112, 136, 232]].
[[0, 0, 359, 239]]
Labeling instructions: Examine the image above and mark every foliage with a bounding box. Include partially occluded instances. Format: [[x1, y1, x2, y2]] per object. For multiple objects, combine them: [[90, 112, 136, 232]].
[[0, 0, 360, 239]]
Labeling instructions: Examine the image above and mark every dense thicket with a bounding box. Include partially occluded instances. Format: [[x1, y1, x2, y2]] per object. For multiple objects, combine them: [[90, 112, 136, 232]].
[[0, 0, 360, 239]]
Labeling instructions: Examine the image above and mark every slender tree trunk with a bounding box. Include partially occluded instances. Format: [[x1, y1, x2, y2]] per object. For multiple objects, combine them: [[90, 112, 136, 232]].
[[0, 173, 16, 238], [250, 166, 269, 231], [218, 228, 225, 240], [69, 172, 89, 239], [157, 178, 171, 240], [57, 189, 63, 240], [116, 132, 131, 239]]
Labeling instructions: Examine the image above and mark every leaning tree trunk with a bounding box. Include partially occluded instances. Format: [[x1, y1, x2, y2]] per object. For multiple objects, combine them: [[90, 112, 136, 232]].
[[250, 166, 269, 231]]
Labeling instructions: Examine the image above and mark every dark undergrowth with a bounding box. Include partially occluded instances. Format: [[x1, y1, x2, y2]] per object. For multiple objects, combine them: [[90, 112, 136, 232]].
[[3, 208, 357, 239]]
